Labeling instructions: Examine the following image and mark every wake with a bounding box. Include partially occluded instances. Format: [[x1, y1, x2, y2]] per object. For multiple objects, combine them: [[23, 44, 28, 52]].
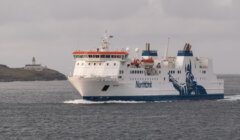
[[63, 95, 240, 104], [63, 99, 146, 104], [222, 95, 240, 101]]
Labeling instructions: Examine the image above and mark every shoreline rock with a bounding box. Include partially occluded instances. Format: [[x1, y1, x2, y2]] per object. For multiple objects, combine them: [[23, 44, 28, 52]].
[[0, 64, 67, 82]]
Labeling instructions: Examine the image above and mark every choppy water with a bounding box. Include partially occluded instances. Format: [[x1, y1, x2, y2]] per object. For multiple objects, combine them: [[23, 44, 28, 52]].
[[0, 75, 240, 140]]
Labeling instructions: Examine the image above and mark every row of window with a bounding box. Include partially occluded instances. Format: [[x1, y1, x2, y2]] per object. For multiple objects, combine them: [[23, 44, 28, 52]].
[[129, 77, 207, 81], [199, 66, 208, 69], [74, 55, 127, 59], [119, 70, 124, 74], [130, 78, 159, 81], [77, 62, 117, 66], [169, 70, 182, 74], [130, 70, 144, 74], [169, 70, 206, 75], [196, 77, 206, 80], [129, 70, 184, 75]]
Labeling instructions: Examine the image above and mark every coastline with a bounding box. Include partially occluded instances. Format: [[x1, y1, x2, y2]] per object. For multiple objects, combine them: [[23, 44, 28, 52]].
[[0, 64, 67, 82]]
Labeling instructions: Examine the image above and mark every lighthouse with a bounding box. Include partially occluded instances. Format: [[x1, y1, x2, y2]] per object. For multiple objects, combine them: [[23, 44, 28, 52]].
[[24, 57, 45, 71]]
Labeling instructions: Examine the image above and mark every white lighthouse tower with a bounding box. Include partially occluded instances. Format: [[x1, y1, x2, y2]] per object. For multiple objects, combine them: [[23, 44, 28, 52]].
[[24, 57, 45, 71]]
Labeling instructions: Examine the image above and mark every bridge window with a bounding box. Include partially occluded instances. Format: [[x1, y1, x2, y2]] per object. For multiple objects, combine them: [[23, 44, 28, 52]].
[[83, 55, 88, 58], [106, 55, 110, 58], [111, 55, 116, 58], [117, 55, 121, 58], [89, 55, 92, 58], [100, 55, 105, 58]]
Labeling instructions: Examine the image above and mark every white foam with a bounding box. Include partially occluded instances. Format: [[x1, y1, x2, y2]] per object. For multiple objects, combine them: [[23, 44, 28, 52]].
[[63, 99, 146, 104], [223, 95, 240, 101], [64, 96, 240, 104]]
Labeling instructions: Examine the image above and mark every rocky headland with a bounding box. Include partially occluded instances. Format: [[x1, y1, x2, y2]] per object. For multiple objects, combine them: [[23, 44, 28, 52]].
[[0, 64, 67, 82]]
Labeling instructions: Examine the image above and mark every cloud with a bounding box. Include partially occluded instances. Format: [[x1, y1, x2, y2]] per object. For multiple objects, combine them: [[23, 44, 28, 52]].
[[160, 0, 240, 20], [0, 0, 147, 23], [0, 0, 239, 74]]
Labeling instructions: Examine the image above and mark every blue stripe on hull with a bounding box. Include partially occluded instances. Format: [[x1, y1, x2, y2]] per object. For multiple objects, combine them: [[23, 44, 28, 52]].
[[83, 94, 224, 101]]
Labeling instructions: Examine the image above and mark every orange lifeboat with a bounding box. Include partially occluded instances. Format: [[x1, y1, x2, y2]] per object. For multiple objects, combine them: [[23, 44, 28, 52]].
[[131, 59, 141, 67], [141, 58, 154, 66]]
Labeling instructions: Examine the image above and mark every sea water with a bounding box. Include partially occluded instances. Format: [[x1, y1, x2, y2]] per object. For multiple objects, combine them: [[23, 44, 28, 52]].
[[0, 75, 239, 140]]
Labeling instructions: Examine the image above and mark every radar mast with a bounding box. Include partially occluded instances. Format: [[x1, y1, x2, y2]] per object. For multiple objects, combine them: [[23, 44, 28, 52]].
[[100, 30, 113, 51]]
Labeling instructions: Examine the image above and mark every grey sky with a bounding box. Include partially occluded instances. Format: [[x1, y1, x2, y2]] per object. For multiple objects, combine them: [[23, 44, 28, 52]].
[[0, 0, 239, 74]]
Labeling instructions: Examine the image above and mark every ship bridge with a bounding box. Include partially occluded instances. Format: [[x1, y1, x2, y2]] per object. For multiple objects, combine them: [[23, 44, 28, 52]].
[[72, 50, 129, 61], [73, 31, 129, 61]]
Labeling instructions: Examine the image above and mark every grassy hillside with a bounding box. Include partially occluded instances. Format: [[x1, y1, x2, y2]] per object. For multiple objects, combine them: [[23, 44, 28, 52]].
[[0, 64, 67, 82]]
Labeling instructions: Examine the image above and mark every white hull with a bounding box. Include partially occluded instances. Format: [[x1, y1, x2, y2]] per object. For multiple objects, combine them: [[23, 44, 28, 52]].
[[69, 76, 224, 98]]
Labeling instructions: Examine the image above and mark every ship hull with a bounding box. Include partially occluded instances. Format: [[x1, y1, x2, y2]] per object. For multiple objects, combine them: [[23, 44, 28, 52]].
[[68, 76, 224, 101], [82, 94, 224, 101]]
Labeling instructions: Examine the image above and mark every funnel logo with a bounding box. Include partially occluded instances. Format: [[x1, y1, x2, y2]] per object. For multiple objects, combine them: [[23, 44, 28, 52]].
[[169, 61, 207, 96]]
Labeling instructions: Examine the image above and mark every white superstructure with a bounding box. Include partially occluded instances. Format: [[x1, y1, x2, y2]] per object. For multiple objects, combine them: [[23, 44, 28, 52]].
[[68, 33, 224, 101]]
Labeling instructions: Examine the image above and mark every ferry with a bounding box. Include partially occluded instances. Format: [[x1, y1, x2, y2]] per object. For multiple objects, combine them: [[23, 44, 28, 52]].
[[68, 33, 224, 101]]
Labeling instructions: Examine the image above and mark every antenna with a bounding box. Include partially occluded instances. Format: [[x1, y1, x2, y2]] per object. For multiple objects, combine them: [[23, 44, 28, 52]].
[[32, 57, 36, 65], [164, 37, 170, 60], [100, 30, 113, 51]]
